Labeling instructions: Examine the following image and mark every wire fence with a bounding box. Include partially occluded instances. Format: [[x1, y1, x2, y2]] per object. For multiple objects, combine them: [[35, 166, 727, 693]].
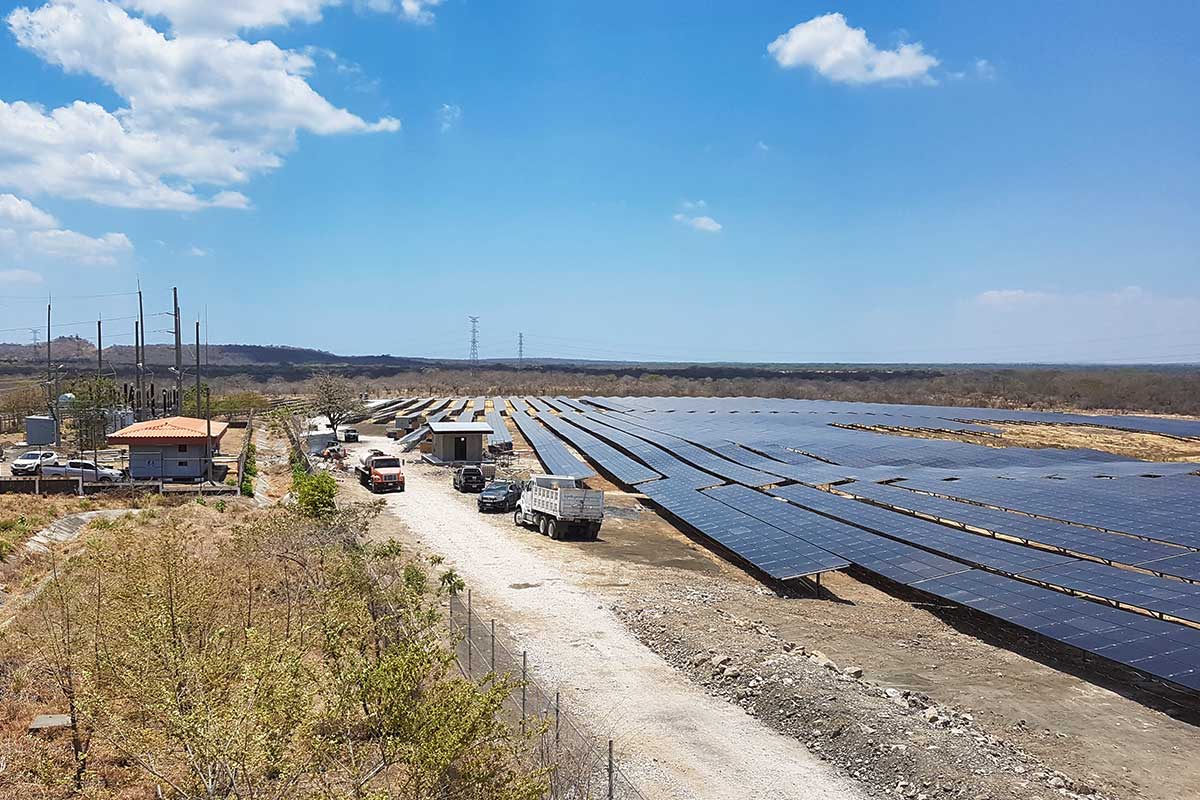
[[447, 591, 645, 800]]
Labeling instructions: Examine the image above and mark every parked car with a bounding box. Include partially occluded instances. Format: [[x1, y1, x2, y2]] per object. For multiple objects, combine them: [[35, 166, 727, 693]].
[[11, 450, 58, 476], [477, 480, 522, 512], [453, 465, 486, 493], [342, 428, 360, 442], [41, 459, 123, 482]]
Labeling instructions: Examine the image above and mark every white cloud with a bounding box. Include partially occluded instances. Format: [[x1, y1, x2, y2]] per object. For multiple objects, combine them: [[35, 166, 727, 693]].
[[975, 289, 1055, 310], [767, 13, 939, 85], [974, 58, 996, 80], [0, 192, 58, 228], [681, 199, 707, 210], [438, 102, 462, 132], [119, 0, 446, 34], [186, 245, 207, 256], [1, 0, 400, 210], [756, 140, 769, 152], [673, 213, 722, 233], [0, 268, 44, 284]]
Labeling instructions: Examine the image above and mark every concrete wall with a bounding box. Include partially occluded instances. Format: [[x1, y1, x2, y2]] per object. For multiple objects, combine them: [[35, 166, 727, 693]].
[[129, 443, 210, 480], [431, 433, 485, 464]]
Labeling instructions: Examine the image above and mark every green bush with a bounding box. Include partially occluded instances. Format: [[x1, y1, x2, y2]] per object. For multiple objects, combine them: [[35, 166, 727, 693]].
[[294, 472, 337, 518]]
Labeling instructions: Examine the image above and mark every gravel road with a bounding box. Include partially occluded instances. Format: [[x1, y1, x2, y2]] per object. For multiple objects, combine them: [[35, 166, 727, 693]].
[[361, 447, 865, 800]]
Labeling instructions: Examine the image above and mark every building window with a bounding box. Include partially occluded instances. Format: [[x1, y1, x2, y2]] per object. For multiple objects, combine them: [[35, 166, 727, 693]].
[[178, 444, 188, 453], [178, 461, 188, 467]]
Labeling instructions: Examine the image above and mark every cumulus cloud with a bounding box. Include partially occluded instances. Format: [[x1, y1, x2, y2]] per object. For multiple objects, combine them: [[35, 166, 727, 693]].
[[681, 199, 707, 210], [0, 0, 400, 211], [0, 268, 44, 284], [119, 0, 445, 34], [0, 192, 59, 228], [768, 13, 939, 85], [0, 192, 132, 266], [186, 245, 207, 256], [438, 103, 462, 132], [673, 213, 722, 233]]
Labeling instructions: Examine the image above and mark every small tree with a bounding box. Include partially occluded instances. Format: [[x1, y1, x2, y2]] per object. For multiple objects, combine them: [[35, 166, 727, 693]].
[[310, 374, 363, 432]]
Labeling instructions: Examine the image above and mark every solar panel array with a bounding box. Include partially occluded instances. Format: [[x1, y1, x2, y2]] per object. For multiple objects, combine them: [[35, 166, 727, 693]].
[[538, 412, 661, 485], [407, 396, 1200, 692], [508, 411, 596, 479], [485, 410, 512, 447]]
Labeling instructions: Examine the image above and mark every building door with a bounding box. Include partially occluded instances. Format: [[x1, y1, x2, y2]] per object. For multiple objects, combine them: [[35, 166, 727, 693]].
[[142, 451, 161, 480], [454, 436, 467, 461]]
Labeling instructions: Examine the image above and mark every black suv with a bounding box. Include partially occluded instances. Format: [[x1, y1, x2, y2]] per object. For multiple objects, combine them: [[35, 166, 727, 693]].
[[453, 466, 486, 493], [477, 480, 521, 512]]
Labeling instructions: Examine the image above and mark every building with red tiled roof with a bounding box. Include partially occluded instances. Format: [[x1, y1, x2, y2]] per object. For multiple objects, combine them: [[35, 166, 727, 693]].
[[108, 416, 228, 481]]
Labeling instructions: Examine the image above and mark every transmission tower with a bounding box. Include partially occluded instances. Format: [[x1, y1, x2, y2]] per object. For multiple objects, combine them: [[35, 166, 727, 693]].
[[518, 332, 524, 369], [468, 316, 480, 368]]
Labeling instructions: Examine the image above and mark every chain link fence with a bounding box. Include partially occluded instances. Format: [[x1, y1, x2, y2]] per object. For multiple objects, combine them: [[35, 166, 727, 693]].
[[447, 591, 645, 800]]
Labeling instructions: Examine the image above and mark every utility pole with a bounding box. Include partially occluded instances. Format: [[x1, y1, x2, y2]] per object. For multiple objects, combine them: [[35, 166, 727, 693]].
[[96, 318, 103, 465], [469, 316, 480, 370], [195, 320, 202, 418], [173, 287, 182, 415], [134, 320, 141, 420], [518, 332, 524, 370], [137, 281, 145, 419]]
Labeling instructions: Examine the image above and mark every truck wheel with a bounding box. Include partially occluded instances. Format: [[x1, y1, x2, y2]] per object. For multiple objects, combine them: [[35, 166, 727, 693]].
[[588, 523, 600, 541], [538, 515, 548, 536], [548, 519, 561, 540], [513, 510, 523, 528]]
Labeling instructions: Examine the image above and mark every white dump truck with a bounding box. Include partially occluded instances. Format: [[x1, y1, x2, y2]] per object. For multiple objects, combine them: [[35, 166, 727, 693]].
[[513, 474, 604, 540]]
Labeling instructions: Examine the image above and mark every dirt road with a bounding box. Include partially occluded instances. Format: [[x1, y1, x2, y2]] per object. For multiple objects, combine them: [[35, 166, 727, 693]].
[[361, 450, 864, 800]]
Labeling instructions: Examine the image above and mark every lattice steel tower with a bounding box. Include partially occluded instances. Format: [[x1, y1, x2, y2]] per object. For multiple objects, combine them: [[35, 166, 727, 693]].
[[468, 316, 480, 368]]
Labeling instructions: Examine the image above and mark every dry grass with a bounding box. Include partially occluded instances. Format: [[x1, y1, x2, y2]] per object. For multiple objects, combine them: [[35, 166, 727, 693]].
[[858, 422, 1200, 463]]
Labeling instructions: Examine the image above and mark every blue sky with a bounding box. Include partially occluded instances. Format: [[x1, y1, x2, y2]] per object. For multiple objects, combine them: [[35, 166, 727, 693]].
[[1, 1, 1198, 363]]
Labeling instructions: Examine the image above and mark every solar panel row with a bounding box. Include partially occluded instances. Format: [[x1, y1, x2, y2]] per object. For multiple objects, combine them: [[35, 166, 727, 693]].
[[538, 412, 661, 485], [508, 411, 596, 479]]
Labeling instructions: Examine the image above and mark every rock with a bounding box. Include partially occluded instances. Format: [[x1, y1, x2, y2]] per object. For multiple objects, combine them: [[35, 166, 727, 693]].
[[710, 653, 732, 669], [722, 665, 741, 679], [1048, 776, 1066, 789], [843, 665, 864, 678]]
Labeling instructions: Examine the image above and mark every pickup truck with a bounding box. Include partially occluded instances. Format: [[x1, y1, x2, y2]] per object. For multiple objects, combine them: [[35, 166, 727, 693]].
[[41, 459, 123, 482], [513, 474, 603, 540], [453, 466, 486, 493], [355, 451, 405, 493], [341, 428, 360, 442], [10, 450, 58, 476]]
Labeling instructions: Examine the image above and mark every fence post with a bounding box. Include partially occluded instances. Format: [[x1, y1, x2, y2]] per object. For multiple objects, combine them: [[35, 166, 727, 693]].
[[466, 590, 473, 676], [554, 691, 560, 746], [608, 739, 614, 800], [521, 651, 527, 732], [490, 619, 495, 672]]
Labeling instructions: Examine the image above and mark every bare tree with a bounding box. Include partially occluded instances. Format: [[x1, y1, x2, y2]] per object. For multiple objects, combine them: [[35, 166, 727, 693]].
[[310, 374, 364, 432]]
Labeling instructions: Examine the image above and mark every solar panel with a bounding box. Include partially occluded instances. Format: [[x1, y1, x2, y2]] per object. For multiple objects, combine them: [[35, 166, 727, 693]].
[[842, 481, 1191, 576], [484, 410, 512, 447], [704, 485, 969, 586], [640, 479, 849, 581], [561, 413, 719, 487], [508, 411, 596, 479], [491, 396, 508, 414], [539, 412, 660, 484]]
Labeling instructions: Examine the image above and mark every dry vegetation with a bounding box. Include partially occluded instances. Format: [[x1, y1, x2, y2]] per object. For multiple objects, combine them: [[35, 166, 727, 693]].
[[858, 422, 1200, 463], [0, 499, 554, 799]]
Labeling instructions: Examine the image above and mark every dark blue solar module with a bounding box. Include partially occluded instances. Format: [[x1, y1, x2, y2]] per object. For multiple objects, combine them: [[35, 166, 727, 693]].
[[525, 397, 551, 412], [447, 397, 468, 414], [507, 396, 528, 413], [913, 570, 1200, 691], [538, 397, 574, 413], [509, 411, 596, 479], [704, 485, 970, 586], [842, 481, 1191, 575], [556, 396, 591, 412], [770, 484, 1076, 575], [563, 414, 721, 487], [640, 479, 849, 581], [492, 396, 508, 414], [1018, 560, 1200, 625], [472, 396, 486, 414], [899, 475, 1200, 550], [538, 412, 660, 484], [583, 412, 781, 487]]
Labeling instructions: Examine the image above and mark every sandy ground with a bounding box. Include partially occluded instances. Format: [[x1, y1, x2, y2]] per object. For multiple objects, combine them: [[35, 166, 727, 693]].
[[347, 434, 864, 800]]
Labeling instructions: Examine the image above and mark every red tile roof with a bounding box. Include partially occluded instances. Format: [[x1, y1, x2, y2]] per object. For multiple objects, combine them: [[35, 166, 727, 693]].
[[107, 416, 229, 445]]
